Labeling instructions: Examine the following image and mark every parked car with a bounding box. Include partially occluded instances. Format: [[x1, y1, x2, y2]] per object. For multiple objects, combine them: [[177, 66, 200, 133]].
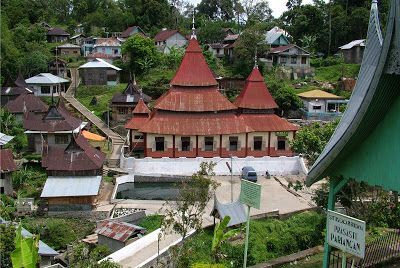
[[241, 166, 258, 182]]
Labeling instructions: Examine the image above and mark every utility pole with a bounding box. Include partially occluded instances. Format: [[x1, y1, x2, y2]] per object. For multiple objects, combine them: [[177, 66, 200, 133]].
[[230, 155, 233, 202], [328, 0, 332, 55]]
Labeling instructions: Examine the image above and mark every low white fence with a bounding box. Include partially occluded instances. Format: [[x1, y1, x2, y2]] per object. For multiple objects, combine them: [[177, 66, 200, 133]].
[[120, 155, 307, 176]]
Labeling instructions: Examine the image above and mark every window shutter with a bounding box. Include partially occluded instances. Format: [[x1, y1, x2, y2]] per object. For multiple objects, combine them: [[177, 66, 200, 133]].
[[213, 141, 216, 151], [164, 141, 168, 151], [237, 140, 241, 150], [190, 141, 193, 151], [262, 140, 266, 151], [226, 140, 230, 151], [152, 141, 155, 152], [200, 140, 204, 151], [177, 140, 181, 151]]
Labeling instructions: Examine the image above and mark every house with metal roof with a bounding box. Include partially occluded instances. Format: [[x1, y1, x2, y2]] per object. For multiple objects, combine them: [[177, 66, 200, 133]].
[[0, 148, 17, 195], [154, 29, 188, 54], [339, 39, 365, 64], [261, 44, 313, 79], [298, 90, 348, 120], [47, 27, 70, 43], [5, 93, 48, 122], [78, 58, 121, 86], [265, 27, 290, 47], [95, 220, 145, 253], [120, 26, 146, 39], [124, 32, 298, 158], [24, 100, 87, 153], [25, 73, 69, 97], [91, 37, 122, 61], [110, 79, 151, 123], [56, 43, 81, 57], [306, 1, 400, 266]]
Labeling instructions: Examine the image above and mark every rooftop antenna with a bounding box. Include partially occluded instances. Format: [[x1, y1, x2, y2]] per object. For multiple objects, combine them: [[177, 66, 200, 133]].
[[254, 46, 258, 69], [191, 10, 196, 39]]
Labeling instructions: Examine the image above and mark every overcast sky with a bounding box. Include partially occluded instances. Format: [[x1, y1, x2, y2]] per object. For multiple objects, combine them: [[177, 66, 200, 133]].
[[188, 0, 319, 18]]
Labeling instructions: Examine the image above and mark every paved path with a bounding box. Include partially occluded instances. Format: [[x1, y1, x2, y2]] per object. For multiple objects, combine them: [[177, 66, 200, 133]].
[[62, 68, 125, 167], [111, 176, 317, 267]]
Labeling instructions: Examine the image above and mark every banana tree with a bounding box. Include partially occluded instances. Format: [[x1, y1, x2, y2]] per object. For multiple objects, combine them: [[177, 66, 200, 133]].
[[11, 224, 39, 268], [212, 216, 239, 262]]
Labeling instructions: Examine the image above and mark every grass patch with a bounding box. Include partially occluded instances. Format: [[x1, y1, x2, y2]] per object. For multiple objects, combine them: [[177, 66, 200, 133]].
[[315, 64, 360, 82], [22, 217, 95, 250], [75, 84, 126, 117], [137, 214, 163, 233], [279, 252, 323, 268], [89, 140, 112, 158], [12, 163, 47, 200]]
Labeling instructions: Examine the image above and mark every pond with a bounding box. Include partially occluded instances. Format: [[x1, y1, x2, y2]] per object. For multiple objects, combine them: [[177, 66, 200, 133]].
[[115, 182, 181, 200]]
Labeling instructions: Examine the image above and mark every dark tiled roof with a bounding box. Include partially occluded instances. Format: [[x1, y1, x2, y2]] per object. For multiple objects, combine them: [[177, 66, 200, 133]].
[[42, 134, 105, 172], [121, 26, 146, 38], [0, 149, 17, 172], [23, 101, 82, 132], [1, 74, 34, 96], [47, 27, 70, 36], [5, 93, 48, 114]]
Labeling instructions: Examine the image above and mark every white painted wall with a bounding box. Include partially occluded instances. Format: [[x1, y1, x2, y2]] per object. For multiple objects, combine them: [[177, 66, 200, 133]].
[[120, 155, 306, 176]]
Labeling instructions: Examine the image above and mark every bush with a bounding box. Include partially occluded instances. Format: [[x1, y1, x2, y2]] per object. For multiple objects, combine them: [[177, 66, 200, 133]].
[[22, 217, 95, 250], [315, 64, 361, 82], [12, 164, 47, 199], [137, 214, 163, 233], [311, 56, 343, 68]]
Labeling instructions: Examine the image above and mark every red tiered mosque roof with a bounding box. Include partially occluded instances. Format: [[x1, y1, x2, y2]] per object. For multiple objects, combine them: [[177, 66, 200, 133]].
[[239, 114, 298, 132], [139, 111, 252, 135], [124, 99, 150, 130], [170, 39, 217, 87], [234, 67, 278, 110]]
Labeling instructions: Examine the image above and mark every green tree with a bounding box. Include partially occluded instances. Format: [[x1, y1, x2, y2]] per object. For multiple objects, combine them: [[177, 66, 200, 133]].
[[11, 224, 39, 268], [0, 223, 16, 268], [197, 21, 226, 44], [122, 35, 159, 75], [0, 109, 27, 153], [290, 120, 339, 165], [211, 216, 239, 262], [68, 242, 120, 268]]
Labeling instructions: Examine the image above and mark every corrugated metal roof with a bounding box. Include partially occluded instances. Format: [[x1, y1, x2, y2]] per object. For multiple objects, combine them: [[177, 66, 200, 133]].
[[95, 220, 145, 242], [139, 111, 252, 135], [234, 68, 279, 110], [0, 132, 14, 146], [47, 27, 69, 36], [93, 38, 121, 47], [339, 39, 366, 50], [239, 114, 299, 132], [154, 86, 237, 112], [25, 73, 69, 84], [213, 197, 246, 227], [297, 90, 344, 99], [78, 58, 122, 71], [170, 38, 218, 86], [133, 99, 150, 114], [5, 93, 48, 114], [41, 176, 101, 197], [0, 149, 17, 172], [124, 115, 149, 130], [269, 44, 310, 55], [154, 29, 187, 42], [57, 43, 80, 48]]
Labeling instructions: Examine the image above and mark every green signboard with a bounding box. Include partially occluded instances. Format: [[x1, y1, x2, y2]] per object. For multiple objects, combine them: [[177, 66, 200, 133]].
[[239, 179, 261, 209]]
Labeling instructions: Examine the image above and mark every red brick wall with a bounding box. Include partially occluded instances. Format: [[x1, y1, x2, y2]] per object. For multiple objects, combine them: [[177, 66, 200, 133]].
[[269, 148, 294, 157], [220, 148, 247, 158], [145, 148, 174, 158]]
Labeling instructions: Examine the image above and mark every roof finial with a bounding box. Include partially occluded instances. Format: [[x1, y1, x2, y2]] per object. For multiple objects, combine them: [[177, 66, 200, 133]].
[[191, 10, 197, 39], [254, 46, 258, 69]]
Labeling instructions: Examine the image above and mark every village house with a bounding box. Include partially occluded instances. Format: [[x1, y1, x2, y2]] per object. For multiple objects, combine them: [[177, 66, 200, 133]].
[[78, 58, 121, 86], [4, 93, 48, 122], [70, 33, 86, 46], [0, 134, 17, 195], [265, 27, 290, 47], [1, 75, 34, 106], [110, 80, 151, 123], [56, 43, 81, 56], [125, 36, 298, 158], [120, 26, 146, 39], [261, 44, 313, 79], [154, 29, 188, 54], [82, 37, 95, 57], [339, 39, 365, 64], [40, 133, 105, 212], [23, 101, 87, 153], [48, 58, 68, 78], [124, 99, 150, 156], [95, 220, 145, 253], [90, 37, 122, 62], [46, 27, 70, 43], [298, 89, 347, 120], [207, 33, 239, 59], [25, 73, 69, 96]]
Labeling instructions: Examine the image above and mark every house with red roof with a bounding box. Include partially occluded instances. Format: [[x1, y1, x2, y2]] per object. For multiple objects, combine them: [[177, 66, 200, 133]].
[[0, 148, 17, 195], [121, 26, 146, 39], [124, 36, 298, 158], [154, 28, 188, 54], [24, 101, 87, 153]]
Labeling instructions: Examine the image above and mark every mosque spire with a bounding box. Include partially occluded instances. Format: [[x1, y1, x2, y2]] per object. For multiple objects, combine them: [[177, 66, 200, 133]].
[[191, 10, 197, 39]]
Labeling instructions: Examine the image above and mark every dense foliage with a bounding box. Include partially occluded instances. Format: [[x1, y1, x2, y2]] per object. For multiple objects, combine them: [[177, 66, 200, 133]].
[[0, 109, 28, 153], [0, 224, 16, 268], [12, 163, 48, 199], [137, 214, 163, 233], [174, 211, 325, 267], [22, 217, 95, 250], [68, 242, 120, 268]]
